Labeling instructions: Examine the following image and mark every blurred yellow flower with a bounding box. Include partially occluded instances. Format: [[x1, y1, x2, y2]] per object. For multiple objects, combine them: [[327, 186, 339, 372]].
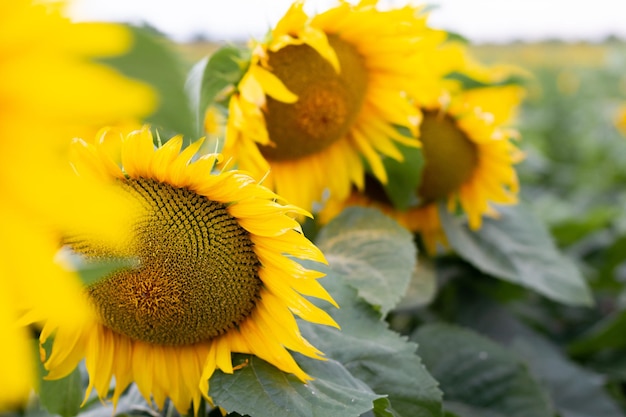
[[615, 105, 626, 136], [41, 128, 338, 414], [321, 44, 525, 254], [409, 84, 524, 251], [0, 0, 154, 409]]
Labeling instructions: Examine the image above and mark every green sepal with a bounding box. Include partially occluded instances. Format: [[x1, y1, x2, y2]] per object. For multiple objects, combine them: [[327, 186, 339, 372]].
[[381, 138, 424, 211], [185, 44, 251, 139], [360, 125, 423, 211]]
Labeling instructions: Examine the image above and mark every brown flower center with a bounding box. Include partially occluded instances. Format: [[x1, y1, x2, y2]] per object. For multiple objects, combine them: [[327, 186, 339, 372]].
[[66, 178, 262, 346], [417, 110, 479, 203], [259, 34, 368, 161]]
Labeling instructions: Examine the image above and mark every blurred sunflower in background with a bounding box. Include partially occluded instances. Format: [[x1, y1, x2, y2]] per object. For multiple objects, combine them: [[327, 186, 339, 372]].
[[406, 82, 524, 252], [615, 105, 626, 136], [0, 0, 154, 409], [40, 128, 338, 414], [219, 0, 446, 213], [321, 42, 525, 253]]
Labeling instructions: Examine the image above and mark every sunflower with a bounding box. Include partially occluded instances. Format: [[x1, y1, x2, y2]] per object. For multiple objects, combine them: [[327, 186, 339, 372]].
[[321, 72, 524, 254], [415, 83, 524, 228], [0, 0, 154, 409], [615, 105, 626, 136], [40, 127, 338, 414], [220, 0, 446, 213]]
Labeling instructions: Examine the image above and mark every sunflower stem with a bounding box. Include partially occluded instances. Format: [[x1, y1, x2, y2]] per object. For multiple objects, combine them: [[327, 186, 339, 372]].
[[164, 400, 175, 417]]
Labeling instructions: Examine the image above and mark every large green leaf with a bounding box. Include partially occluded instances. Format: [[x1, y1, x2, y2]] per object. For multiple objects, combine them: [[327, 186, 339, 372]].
[[315, 207, 417, 315], [185, 44, 250, 138], [395, 256, 438, 310], [412, 323, 553, 417], [458, 300, 626, 417], [439, 203, 593, 306], [300, 265, 442, 417], [209, 354, 379, 417], [103, 25, 196, 141]]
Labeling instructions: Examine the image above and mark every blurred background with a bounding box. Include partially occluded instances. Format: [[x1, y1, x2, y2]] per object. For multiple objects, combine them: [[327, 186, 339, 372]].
[[69, 0, 626, 43]]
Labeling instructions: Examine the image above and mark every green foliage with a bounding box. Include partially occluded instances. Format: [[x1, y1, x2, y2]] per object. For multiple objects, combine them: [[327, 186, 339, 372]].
[[444, 71, 527, 90], [299, 270, 442, 417], [185, 44, 250, 137], [209, 207, 440, 417], [569, 309, 626, 354], [440, 203, 593, 306], [102, 25, 196, 141], [459, 300, 626, 417], [444, 31, 470, 45], [380, 139, 424, 210], [308, 207, 442, 417], [315, 207, 417, 315], [74, 258, 138, 286], [209, 354, 380, 417], [37, 341, 83, 417], [413, 323, 553, 417]]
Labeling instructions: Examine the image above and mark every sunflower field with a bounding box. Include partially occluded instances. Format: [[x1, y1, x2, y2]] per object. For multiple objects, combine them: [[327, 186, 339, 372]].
[[4, 1, 626, 417]]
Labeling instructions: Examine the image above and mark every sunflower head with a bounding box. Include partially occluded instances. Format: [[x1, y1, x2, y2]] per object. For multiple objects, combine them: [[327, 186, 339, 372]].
[[219, 0, 444, 212], [320, 80, 525, 254], [41, 127, 338, 414]]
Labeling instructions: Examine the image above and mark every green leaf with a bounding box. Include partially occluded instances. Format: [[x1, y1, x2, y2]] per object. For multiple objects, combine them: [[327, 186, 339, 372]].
[[300, 266, 442, 417], [569, 309, 626, 355], [185, 44, 250, 137], [444, 71, 527, 90], [550, 206, 616, 247], [77, 259, 138, 287], [58, 247, 137, 286], [38, 367, 83, 417], [395, 256, 438, 310], [597, 234, 626, 286], [444, 402, 509, 417], [517, 331, 625, 417], [381, 137, 424, 211], [458, 300, 626, 417], [102, 25, 196, 140], [412, 323, 553, 417], [209, 354, 380, 417], [439, 203, 593, 306], [315, 207, 417, 315], [444, 31, 470, 44], [372, 398, 395, 417]]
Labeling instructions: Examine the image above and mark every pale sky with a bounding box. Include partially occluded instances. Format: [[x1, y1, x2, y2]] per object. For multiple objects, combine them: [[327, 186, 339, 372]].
[[69, 0, 626, 44]]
